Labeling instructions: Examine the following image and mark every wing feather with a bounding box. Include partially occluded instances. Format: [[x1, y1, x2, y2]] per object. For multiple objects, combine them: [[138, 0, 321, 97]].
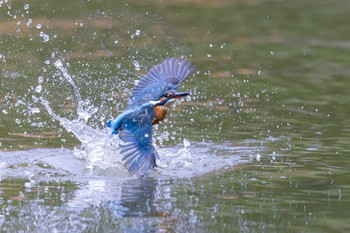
[[118, 115, 158, 177], [127, 58, 195, 109]]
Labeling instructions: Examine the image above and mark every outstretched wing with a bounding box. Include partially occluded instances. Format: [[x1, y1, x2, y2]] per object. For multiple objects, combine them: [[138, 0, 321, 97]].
[[118, 114, 158, 177], [127, 57, 195, 109]]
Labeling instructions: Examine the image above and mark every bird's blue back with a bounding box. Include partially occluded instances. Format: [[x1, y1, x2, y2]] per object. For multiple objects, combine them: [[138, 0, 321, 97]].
[[107, 102, 156, 134]]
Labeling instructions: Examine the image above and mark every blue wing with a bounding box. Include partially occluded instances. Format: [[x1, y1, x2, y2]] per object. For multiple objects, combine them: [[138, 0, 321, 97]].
[[118, 114, 158, 177], [127, 57, 195, 109]]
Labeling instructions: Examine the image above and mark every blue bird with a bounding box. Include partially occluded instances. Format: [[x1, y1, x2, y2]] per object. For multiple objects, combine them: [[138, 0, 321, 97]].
[[107, 58, 195, 177]]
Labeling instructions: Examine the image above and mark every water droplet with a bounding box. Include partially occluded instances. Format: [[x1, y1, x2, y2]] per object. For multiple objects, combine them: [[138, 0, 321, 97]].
[[163, 131, 169, 141], [36, 24, 42, 29], [270, 51, 274, 55], [183, 138, 191, 148], [39, 31, 50, 42], [54, 59, 62, 68], [256, 154, 261, 161], [133, 60, 140, 70], [24, 4, 29, 10], [26, 19, 32, 27], [144, 133, 149, 138], [35, 85, 42, 93], [209, 43, 213, 47], [31, 108, 40, 114], [207, 53, 212, 58], [135, 29, 141, 36]]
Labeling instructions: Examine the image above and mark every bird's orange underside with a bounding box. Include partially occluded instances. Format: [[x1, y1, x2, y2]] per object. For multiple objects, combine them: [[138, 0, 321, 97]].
[[153, 106, 167, 125]]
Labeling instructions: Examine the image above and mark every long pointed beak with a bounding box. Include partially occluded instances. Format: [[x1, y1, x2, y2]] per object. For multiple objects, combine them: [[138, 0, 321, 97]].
[[172, 91, 190, 99], [156, 91, 190, 106]]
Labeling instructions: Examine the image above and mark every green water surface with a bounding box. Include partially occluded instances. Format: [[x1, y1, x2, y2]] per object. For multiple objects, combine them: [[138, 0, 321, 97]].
[[1, 0, 350, 232]]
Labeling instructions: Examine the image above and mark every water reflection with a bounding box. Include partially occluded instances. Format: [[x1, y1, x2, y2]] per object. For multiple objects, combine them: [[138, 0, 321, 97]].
[[0, 177, 173, 232], [0, 149, 349, 232], [68, 178, 159, 218], [117, 178, 158, 217]]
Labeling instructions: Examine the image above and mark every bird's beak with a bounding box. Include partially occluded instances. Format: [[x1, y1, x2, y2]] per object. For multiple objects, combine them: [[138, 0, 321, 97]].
[[157, 91, 190, 106], [172, 91, 190, 99]]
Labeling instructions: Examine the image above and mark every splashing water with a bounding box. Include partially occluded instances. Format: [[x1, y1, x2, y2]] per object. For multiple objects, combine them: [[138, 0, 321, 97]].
[[29, 60, 264, 179], [53, 60, 98, 122], [40, 60, 126, 175]]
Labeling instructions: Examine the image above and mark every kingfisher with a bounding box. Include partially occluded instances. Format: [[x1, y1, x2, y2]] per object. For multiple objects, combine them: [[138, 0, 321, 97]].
[[107, 58, 195, 177]]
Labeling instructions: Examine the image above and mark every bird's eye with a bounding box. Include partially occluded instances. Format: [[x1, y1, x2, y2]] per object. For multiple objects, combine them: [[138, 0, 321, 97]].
[[167, 92, 173, 97]]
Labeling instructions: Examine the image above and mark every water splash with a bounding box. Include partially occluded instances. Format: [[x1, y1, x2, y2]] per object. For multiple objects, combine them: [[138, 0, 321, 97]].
[[53, 60, 98, 122], [156, 140, 260, 178], [41, 60, 125, 175], [33, 60, 264, 179]]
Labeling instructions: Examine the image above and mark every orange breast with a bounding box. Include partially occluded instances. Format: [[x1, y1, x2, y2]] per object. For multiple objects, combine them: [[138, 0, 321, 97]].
[[153, 106, 168, 125]]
